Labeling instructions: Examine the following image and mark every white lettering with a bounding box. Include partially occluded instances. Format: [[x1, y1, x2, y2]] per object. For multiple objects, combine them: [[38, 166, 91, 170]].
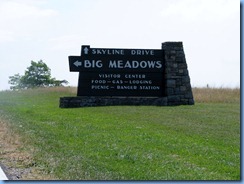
[[117, 85, 137, 90], [84, 60, 102, 68], [124, 61, 132, 68], [91, 85, 109, 90], [91, 80, 106, 84], [109, 60, 117, 68], [129, 80, 152, 84], [117, 60, 123, 68], [147, 61, 156, 68], [125, 74, 146, 79], [112, 80, 123, 84], [108, 60, 162, 69], [130, 50, 155, 55], [102, 50, 107, 54], [84, 60, 91, 68], [99, 74, 121, 78], [131, 50, 136, 55], [140, 61, 147, 68], [132, 61, 139, 68], [139, 86, 160, 90], [91, 49, 124, 55], [97, 49, 102, 54], [156, 61, 162, 68]]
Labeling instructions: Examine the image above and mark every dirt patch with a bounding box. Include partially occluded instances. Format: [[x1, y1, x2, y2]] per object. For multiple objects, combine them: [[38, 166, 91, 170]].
[[0, 118, 55, 180]]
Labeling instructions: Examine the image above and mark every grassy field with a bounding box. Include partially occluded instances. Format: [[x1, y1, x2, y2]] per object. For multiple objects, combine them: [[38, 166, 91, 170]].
[[0, 87, 240, 180]]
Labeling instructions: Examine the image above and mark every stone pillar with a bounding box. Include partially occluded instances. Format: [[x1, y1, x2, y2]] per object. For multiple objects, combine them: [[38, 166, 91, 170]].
[[162, 42, 194, 105]]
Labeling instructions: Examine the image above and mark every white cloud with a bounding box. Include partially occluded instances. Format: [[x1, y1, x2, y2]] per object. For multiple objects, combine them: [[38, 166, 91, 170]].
[[160, 0, 238, 22], [0, 30, 15, 43], [157, 0, 240, 88], [0, 0, 58, 42], [0, 0, 57, 20], [48, 34, 85, 52]]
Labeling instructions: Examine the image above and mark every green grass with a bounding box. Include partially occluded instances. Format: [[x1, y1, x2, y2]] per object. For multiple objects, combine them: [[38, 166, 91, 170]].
[[0, 87, 240, 180]]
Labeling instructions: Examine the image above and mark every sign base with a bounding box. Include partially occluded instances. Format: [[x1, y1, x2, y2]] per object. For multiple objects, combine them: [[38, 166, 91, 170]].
[[59, 96, 169, 108]]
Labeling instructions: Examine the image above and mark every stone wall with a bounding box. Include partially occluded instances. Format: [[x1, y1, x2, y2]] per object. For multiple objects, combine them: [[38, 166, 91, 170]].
[[60, 42, 194, 108], [60, 97, 168, 108], [162, 42, 194, 105]]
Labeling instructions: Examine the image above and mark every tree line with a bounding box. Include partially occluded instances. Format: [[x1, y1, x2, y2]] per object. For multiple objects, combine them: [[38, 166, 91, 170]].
[[9, 60, 68, 90]]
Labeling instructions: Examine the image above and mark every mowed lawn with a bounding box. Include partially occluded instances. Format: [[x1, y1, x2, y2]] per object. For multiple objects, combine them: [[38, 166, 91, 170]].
[[0, 87, 240, 180]]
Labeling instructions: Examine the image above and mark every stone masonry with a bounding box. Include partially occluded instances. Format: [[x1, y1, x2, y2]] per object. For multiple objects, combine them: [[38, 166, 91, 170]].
[[162, 42, 194, 105]]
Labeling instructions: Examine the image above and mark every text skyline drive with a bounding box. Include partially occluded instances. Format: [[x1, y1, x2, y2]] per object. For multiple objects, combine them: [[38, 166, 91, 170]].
[[81, 45, 163, 56], [69, 45, 164, 72]]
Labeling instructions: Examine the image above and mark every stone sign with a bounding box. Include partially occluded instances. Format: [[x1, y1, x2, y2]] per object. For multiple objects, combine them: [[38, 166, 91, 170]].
[[60, 42, 194, 107]]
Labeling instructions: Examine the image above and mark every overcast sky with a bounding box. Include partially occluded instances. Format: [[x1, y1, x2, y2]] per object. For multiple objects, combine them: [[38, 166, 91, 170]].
[[0, 0, 240, 91]]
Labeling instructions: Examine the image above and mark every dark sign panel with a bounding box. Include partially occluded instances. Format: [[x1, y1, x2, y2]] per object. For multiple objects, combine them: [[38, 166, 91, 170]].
[[69, 45, 165, 97], [78, 72, 164, 97], [69, 45, 163, 72]]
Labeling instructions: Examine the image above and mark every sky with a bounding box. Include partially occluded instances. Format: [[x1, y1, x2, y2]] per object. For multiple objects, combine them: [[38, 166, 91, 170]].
[[0, 0, 240, 91]]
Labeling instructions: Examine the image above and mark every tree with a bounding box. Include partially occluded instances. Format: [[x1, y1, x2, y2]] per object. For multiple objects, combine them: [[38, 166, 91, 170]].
[[8, 73, 25, 90], [9, 60, 68, 90]]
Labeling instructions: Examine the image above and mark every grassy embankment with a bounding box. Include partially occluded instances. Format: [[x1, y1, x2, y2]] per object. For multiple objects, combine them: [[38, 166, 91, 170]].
[[0, 87, 240, 180]]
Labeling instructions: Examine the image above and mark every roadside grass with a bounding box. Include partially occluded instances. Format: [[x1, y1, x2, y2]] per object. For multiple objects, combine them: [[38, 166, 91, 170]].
[[192, 87, 240, 103], [0, 87, 240, 180]]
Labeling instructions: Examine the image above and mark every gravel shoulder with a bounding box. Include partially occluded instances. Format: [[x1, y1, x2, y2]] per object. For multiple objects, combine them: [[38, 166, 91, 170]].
[[0, 117, 55, 180]]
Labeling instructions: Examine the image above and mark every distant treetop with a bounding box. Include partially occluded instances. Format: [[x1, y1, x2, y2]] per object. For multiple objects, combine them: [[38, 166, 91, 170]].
[[9, 60, 68, 90]]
